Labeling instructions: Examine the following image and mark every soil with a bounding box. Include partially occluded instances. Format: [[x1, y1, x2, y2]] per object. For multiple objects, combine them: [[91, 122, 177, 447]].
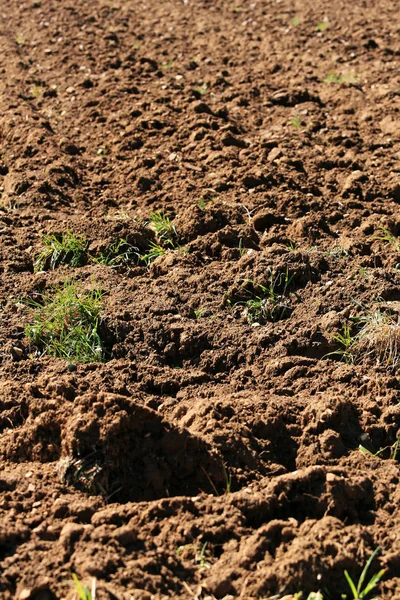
[[0, 0, 400, 598]]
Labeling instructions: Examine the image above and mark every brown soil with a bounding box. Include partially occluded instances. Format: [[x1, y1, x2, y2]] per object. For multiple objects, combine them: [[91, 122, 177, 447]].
[[0, 0, 400, 598]]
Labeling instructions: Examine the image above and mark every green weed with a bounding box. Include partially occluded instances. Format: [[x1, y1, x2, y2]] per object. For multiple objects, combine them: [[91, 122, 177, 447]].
[[316, 21, 328, 31], [140, 241, 166, 266], [92, 238, 141, 268], [71, 573, 96, 600], [197, 197, 207, 211], [343, 547, 385, 600], [31, 84, 43, 98], [323, 71, 358, 84], [324, 245, 348, 259], [25, 281, 105, 363], [326, 324, 354, 364], [148, 210, 177, 247], [177, 541, 212, 571], [161, 60, 174, 70], [287, 240, 298, 252], [194, 83, 208, 96], [359, 435, 400, 461], [61, 453, 107, 496], [374, 226, 400, 252], [291, 115, 301, 128], [238, 237, 246, 257], [241, 270, 294, 324], [34, 232, 87, 272], [291, 16, 300, 26]]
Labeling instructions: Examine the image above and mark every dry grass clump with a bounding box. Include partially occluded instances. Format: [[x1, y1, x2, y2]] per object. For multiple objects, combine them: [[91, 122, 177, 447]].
[[352, 310, 400, 368]]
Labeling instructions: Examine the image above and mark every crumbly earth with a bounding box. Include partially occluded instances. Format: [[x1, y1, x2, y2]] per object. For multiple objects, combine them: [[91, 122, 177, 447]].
[[0, 0, 399, 598]]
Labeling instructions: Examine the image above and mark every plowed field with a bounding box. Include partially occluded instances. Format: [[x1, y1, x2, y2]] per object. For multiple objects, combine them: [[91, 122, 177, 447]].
[[0, 0, 399, 598]]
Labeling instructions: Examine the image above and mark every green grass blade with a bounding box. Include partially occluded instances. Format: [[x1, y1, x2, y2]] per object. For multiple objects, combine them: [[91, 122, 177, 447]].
[[360, 569, 386, 598], [344, 569, 358, 598], [357, 547, 381, 595]]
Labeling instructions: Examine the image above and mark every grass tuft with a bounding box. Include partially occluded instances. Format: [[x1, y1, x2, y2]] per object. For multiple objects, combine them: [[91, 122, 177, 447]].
[[240, 270, 294, 324], [148, 211, 177, 247], [352, 310, 400, 368], [327, 309, 400, 368], [140, 241, 166, 266], [25, 281, 105, 363], [92, 238, 141, 268], [34, 232, 87, 272]]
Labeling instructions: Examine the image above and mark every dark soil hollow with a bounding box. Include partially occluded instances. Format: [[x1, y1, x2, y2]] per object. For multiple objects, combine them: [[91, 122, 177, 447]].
[[0, 0, 399, 598]]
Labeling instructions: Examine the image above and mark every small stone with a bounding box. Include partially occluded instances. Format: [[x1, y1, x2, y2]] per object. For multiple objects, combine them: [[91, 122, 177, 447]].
[[59, 523, 85, 549], [267, 147, 282, 162], [66, 86, 75, 94], [11, 346, 23, 359], [342, 170, 367, 194]]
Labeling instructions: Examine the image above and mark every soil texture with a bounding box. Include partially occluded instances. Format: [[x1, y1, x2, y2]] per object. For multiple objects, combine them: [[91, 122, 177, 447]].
[[0, 0, 400, 598]]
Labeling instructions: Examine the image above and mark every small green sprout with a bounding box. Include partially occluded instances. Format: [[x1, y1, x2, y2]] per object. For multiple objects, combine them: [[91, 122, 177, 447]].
[[327, 324, 354, 363], [343, 547, 385, 599], [374, 226, 400, 252], [316, 21, 328, 31], [161, 60, 174, 70], [197, 197, 207, 211], [238, 238, 246, 257], [287, 240, 298, 252], [177, 542, 211, 571], [291, 115, 301, 128], [197, 542, 211, 571], [291, 16, 300, 26], [323, 72, 358, 85], [71, 573, 96, 600], [194, 307, 206, 319], [194, 83, 208, 96], [324, 246, 348, 259], [31, 84, 43, 98], [359, 435, 400, 461]]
